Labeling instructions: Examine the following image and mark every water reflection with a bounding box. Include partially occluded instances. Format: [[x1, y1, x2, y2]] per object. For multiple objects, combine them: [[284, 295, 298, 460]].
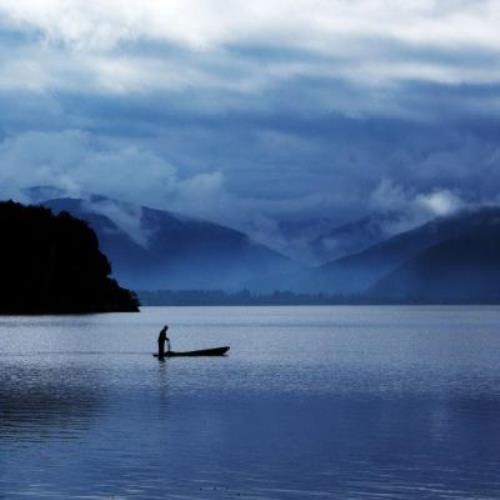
[[0, 361, 103, 444]]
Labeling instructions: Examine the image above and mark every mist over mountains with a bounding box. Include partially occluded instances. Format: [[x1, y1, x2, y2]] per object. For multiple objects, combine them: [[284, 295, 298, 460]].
[[310, 212, 406, 263], [39, 194, 299, 291], [23, 187, 500, 303], [369, 227, 500, 303], [299, 207, 500, 302]]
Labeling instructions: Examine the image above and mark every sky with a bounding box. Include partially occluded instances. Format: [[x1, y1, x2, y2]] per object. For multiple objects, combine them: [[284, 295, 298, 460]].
[[1, 1, 500, 257]]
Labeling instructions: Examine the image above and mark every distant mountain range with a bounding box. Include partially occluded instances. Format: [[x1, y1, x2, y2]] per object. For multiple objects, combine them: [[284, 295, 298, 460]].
[[310, 212, 405, 263], [26, 187, 500, 303], [40, 195, 299, 291], [298, 207, 500, 301], [275, 212, 407, 264], [368, 225, 500, 303]]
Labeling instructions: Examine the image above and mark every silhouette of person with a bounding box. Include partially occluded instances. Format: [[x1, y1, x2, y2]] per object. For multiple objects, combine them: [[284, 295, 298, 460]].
[[158, 325, 170, 357]]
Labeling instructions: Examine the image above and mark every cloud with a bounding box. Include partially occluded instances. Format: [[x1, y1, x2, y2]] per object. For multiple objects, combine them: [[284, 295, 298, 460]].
[[1, 0, 500, 116], [0, 128, 332, 258], [416, 190, 465, 216], [370, 179, 468, 218], [1, 0, 499, 53], [0, 129, 226, 212], [369, 179, 471, 236], [81, 198, 151, 247]]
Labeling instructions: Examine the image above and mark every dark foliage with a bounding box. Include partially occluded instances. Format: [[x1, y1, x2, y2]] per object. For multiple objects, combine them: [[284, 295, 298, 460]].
[[0, 201, 139, 314]]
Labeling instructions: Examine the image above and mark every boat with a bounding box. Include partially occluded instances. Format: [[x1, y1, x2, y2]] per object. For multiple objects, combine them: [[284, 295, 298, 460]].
[[153, 346, 230, 358]]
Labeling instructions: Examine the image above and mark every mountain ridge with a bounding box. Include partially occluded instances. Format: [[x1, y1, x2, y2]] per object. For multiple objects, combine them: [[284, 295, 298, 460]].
[[368, 225, 500, 302], [40, 195, 300, 291], [287, 206, 500, 294]]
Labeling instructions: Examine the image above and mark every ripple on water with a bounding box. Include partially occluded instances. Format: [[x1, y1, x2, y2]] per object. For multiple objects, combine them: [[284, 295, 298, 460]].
[[1, 306, 500, 498]]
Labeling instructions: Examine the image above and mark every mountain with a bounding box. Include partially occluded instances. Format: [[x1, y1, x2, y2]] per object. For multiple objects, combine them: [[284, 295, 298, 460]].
[[295, 207, 500, 294], [40, 195, 299, 291], [275, 211, 424, 265], [368, 226, 500, 303], [310, 212, 405, 263], [0, 200, 138, 314]]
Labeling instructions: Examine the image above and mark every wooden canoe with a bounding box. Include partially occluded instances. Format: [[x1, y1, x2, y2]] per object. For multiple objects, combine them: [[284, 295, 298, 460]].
[[153, 346, 230, 358]]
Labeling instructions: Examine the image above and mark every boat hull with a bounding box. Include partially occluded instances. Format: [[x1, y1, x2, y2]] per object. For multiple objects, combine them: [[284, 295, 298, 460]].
[[153, 346, 230, 358]]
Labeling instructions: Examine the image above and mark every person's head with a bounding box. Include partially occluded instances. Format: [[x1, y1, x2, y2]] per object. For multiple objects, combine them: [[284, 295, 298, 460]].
[[164, 325, 169, 330]]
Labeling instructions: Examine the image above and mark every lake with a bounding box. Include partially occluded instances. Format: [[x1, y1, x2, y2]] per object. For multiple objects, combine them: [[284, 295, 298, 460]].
[[1, 306, 500, 498]]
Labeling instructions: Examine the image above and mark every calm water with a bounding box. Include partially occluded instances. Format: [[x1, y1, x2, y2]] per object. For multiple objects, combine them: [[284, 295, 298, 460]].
[[1, 306, 500, 499]]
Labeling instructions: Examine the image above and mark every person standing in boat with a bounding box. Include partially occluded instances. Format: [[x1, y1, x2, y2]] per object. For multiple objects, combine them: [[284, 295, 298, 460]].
[[158, 325, 170, 357]]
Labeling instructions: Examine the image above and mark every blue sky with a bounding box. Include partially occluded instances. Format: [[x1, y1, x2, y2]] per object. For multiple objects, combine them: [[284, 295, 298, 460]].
[[0, 1, 500, 255]]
